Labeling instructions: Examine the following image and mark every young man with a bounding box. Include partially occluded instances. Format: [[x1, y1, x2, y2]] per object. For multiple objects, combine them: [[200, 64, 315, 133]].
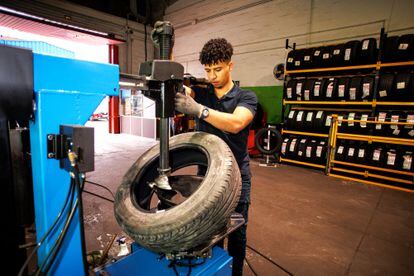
[[175, 38, 257, 275]]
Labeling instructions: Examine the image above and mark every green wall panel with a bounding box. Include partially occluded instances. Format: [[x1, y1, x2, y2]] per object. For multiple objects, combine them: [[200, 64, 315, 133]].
[[242, 86, 283, 124]]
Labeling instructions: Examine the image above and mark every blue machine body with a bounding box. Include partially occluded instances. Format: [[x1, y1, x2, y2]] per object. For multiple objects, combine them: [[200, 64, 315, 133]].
[[29, 53, 232, 275], [95, 244, 233, 276], [30, 53, 118, 275]]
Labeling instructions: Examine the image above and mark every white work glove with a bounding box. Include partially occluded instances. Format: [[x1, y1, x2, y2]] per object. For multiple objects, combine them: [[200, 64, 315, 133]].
[[174, 93, 203, 118]]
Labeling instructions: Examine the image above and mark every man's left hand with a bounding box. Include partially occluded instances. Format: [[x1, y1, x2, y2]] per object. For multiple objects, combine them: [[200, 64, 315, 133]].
[[175, 93, 203, 118]]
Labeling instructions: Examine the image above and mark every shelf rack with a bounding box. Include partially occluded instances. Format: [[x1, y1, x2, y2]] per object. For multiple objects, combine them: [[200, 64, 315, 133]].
[[280, 31, 414, 192]]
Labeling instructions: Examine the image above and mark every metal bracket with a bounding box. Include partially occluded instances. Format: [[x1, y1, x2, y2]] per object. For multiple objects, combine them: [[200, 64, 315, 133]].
[[46, 134, 71, 160]]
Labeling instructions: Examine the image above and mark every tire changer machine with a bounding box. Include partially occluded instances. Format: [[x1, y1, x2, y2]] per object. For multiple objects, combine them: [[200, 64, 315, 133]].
[[2, 21, 242, 275]]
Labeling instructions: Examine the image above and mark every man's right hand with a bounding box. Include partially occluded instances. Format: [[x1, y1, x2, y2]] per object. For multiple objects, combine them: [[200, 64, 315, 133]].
[[175, 93, 203, 118]]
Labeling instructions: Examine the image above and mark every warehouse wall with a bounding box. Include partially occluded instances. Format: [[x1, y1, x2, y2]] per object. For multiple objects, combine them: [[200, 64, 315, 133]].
[[164, 0, 414, 123], [1, 0, 153, 74]]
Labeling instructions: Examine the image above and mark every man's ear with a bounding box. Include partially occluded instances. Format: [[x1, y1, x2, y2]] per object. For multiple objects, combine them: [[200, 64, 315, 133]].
[[229, 61, 234, 71]]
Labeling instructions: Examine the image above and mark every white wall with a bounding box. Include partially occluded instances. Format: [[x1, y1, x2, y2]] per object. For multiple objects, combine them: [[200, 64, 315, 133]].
[[164, 0, 414, 87], [1, 0, 153, 74]]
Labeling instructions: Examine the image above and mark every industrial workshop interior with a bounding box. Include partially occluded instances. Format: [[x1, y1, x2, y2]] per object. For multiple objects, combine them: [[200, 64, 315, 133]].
[[2, 0, 414, 275]]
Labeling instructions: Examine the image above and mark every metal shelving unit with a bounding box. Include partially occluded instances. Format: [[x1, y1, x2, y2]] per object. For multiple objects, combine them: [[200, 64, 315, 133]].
[[280, 30, 414, 192]]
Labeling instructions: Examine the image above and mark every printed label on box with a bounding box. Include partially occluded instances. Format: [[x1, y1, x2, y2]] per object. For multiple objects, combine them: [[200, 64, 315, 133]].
[[325, 116, 332, 126], [360, 114, 368, 128], [362, 83, 370, 98], [403, 155, 412, 170], [316, 146, 322, 157], [296, 83, 303, 94], [344, 48, 351, 60], [306, 112, 313, 121], [404, 115, 414, 129], [397, 82, 405, 89], [306, 146, 312, 157], [316, 111, 323, 119], [373, 150, 381, 161], [362, 40, 370, 50], [338, 85, 345, 97], [349, 88, 356, 100], [390, 115, 399, 129], [326, 83, 333, 97], [314, 84, 320, 96], [289, 139, 297, 152], [387, 152, 396, 165], [348, 113, 355, 126], [398, 43, 409, 50], [304, 90, 310, 100], [297, 111, 304, 121]]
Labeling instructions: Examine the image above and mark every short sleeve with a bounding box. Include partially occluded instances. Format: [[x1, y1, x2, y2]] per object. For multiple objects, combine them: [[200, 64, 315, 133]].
[[237, 90, 258, 117], [192, 85, 206, 103]]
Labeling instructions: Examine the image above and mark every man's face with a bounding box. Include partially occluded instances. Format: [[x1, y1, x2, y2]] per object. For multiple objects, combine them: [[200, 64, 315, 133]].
[[204, 60, 233, 88]]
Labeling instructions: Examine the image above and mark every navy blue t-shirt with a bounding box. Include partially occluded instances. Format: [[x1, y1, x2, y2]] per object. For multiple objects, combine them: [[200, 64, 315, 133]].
[[193, 83, 258, 181]]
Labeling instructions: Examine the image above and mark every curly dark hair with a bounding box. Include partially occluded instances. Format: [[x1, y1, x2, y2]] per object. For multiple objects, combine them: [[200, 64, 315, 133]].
[[199, 38, 233, 65]]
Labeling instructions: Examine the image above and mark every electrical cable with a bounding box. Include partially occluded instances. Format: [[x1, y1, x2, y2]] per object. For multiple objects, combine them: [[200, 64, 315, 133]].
[[17, 181, 76, 276], [245, 257, 258, 276], [83, 190, 115, 203], [247, 244, 294, 276], [84, 180, 115, 200], [35, 177, 78, 275]]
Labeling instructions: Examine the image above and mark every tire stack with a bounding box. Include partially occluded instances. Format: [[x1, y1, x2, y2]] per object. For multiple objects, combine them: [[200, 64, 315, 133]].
[[280, 136, 328, 165]]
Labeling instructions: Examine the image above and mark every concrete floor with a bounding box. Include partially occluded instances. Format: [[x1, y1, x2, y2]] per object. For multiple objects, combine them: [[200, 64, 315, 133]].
[[84, 121, 414, 275]]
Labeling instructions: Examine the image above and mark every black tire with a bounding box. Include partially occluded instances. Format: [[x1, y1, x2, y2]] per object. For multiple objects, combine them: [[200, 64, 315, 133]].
[[114, 132, 241, 254], [255, 127, 282, 155]]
